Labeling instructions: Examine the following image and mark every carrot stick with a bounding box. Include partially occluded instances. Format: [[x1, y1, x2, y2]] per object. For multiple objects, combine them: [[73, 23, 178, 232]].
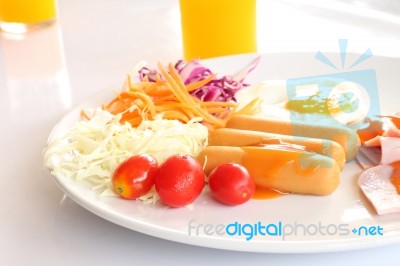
[[186, 73, 216, 92], [98, 61, 262, 129]]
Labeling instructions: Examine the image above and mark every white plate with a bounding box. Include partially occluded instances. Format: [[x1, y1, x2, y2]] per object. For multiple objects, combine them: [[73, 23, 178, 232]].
[[46, 52, 400, 253]]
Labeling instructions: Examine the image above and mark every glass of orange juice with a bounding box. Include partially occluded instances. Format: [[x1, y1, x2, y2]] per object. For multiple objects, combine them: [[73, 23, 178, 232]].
[[0, 0, 57, 34], [179, 0, 257, 61]]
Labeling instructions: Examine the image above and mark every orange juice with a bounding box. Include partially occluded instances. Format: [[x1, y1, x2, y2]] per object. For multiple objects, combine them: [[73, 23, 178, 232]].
[[0, 0, 56, 33], [179, 0, 257, 61]]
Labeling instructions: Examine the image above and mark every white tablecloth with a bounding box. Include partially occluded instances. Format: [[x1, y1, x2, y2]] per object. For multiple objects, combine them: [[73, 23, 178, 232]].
[[1, 0, 399, 265]]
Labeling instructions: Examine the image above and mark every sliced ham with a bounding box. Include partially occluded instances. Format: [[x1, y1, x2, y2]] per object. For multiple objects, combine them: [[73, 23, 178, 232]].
[[364, 136, 382, 147], [359, 164, 400, 215], [355, 146, 381, 170], [385, 125, 400, 138], [362, 135, 400, 165], [357, 113, 400, 215], [356, 152, 376, 170], [379, 114, 400, 128], [363, 125, 400, 147], [380, 137, 400, 165]]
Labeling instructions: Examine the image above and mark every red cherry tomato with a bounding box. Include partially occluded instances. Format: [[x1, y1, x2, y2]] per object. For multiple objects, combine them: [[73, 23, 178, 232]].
[[208, 163, 255, 206], [112, 154, 158, 199], [155, 154, 205, 207]]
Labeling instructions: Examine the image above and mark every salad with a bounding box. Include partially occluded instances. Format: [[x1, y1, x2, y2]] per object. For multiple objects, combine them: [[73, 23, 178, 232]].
[[44, 58, 261, 206]]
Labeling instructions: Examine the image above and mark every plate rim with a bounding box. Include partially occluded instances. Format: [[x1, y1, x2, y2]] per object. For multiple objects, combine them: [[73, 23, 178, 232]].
[[45, 52, 400, 253]]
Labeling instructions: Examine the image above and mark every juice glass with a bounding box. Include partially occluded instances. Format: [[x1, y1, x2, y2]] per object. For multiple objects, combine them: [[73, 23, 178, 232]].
[[0, 0, 57, 34], [179, 0, 257, 61]]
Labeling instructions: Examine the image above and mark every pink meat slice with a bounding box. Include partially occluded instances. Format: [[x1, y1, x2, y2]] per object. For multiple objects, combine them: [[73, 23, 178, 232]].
[[359, 164, 400, 215], [380, 137, 400, 165], [364, 136, 381, 147], [385, 126, 400, 137], [363, 125, 400, 147], [362, 136, 400, 165], [356, 146, 381, 170]]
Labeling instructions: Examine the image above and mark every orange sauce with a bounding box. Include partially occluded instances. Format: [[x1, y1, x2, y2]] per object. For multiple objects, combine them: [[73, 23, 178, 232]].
[[390, 161, 400, 194], [240, 145, 325, 199], [243, 145, 325, 180], [252, 187, 286, 200], [356, 120, 384, 143], [241, 145, 298, 184]]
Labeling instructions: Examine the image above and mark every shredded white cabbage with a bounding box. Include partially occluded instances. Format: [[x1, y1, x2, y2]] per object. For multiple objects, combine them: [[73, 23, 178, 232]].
[[44, 108, 208, 198]]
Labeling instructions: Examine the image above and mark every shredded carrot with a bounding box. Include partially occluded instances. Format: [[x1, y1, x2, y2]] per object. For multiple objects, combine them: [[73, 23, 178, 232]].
[[92, 61, 262, 129], [186, 74, 216, 92], [80, 110, 91, 121]]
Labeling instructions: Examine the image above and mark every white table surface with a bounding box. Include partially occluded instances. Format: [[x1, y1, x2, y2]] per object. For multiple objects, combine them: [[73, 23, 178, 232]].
[[1, 0, 400, 265]]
